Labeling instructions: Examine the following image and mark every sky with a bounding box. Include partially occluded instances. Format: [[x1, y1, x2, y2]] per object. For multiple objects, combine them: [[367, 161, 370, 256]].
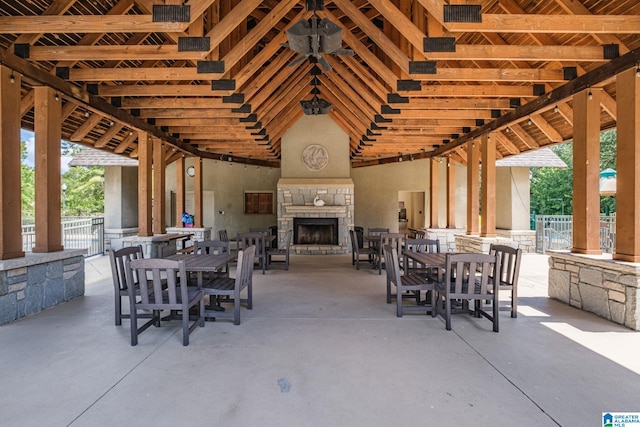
[[21, 129, 74, 173]]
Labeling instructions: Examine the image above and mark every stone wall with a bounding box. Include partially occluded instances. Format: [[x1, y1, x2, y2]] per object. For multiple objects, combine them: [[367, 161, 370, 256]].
[[548, 252, 640, 330], [424, 228, 466, 252], [497, 230, 536, 253], [454, 235, 514, 254], [277, 178, 354, 254], [0, 251, 85, 325]]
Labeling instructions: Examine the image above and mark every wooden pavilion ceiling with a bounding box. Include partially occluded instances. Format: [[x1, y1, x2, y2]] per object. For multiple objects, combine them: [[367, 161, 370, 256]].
[[0, 0, 639, 168]]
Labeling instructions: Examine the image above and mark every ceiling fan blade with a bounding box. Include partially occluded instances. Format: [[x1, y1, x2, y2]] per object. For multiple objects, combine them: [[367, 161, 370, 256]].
[[288, 54, 309, 67], [318, 54, 331, 72], [332, 49, 354, 56]]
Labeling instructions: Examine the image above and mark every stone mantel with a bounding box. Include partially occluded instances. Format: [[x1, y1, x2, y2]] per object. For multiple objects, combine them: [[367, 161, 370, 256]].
[[278, 178, 354, 187], [284, 205, 348, 215]]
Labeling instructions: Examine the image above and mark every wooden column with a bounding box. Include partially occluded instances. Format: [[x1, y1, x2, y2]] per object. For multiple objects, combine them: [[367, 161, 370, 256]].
[[175, 156, 186, 228], [466, 140, 480, 235], [572, 88, 601, 254], [429, 158, 439, 228], [152, 138, 166, 235], [446, 157, 456, 228], [480, 133, 496, 237], [0, 67, 25, 259], [194, 157, 203, 228], [32, 86, 63, 253], [137, 131, 153, 237], [613, 68, 640, 262]]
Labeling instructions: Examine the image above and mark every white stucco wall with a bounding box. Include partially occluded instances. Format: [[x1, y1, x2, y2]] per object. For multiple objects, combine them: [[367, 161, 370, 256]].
[[496, 167, 531, 230]]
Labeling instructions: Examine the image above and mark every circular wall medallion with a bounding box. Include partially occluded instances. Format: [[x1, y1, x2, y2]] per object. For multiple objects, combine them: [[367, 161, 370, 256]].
[[186, 166, 195, 177], [302, 144, 329, 171]]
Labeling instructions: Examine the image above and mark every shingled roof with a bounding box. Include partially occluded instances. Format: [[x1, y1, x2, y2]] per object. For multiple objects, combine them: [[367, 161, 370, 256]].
[[68, 148, 137, 167], [496, 148, 566, 168]]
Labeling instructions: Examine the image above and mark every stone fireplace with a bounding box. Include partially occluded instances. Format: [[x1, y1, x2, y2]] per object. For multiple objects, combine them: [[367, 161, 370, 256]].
[[293, 217, 339, 245], [277, 178, 354, 254], [277, 115, 353, 254]]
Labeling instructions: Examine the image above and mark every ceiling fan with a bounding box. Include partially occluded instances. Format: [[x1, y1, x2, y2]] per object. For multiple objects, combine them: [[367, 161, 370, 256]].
[[283, 0, 354, 72]]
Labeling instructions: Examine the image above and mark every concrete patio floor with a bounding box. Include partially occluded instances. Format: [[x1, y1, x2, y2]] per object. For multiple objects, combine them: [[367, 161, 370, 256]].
[[1, 252, 639, 427]]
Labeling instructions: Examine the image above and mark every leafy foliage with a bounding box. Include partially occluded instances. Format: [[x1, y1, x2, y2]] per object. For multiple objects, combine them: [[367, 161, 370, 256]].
[[530, 129, 616, 215], [21, 141, 104, 217]]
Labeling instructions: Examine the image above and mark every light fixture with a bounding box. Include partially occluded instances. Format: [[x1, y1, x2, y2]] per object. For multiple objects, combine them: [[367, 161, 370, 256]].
[[527, 118, 532, 125], [84, 110, 90, 117], [129, 130, 133, 136], [554, 104, 559, 113], [409, 154, 414, 161], [9, 72, 15, 83], [54, 93, 59, 101], [398, 152, 403, 162], [636, 62, 640, 78], [505, 127, 510, 133], [186, 166, 195, 177], [301, 75, 332, 115], [109, 120, 114, 127], [588, 87, 593, 100]]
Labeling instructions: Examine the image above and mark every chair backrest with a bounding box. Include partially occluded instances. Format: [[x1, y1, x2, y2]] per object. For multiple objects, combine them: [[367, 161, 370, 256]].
[[349, 229, 359, 253], [218, 229, 229, 242], [489, 244, 522, 288], [249, 227, 270, 236], [126, 258, 189, 307], [405, 238, 440, 254], [444, 253, 498, 297], [237, 232, 266, 256], [368, 227, 389, 237], [281, 229, 292, 249], [109, 245, 144, 292], [379, 233, 405, 256], [235, 245, 256, 290], [194, 240, 229, 255], [414, 230, 426, 239], [383, 244, 402, 287]]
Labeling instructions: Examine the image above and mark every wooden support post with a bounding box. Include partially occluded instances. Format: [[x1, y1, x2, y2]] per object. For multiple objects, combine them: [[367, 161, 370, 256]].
[[430, 158, 439, 228], [194, 157, 203, 228], [32, 86, 63, 253], [446, 157, 456, 228], [152, 137, 166, 235], [175, 156, 186, 228], [480, 133, 496, 237], [613, 68, 640, 262], [137, 131, 153, 237], [0, 66, 25, 259], [572, 88, 602, 254], [466, 140, 480, 235]]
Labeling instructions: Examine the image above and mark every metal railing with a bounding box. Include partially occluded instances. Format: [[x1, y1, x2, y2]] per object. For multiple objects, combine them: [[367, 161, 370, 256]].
[[22, 217, 105, 257], [535, 215, 616, 254]]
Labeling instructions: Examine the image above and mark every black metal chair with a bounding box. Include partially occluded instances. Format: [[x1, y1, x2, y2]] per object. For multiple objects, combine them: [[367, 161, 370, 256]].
[[435, 253, 500, 332], [125, 258, 204, 346]]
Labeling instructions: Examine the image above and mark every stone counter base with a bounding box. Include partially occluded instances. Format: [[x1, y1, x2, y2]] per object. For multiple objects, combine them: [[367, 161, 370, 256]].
[[292, 244, 348, 255], [548, 252, 640, 330], [0, 250, 85, 325]]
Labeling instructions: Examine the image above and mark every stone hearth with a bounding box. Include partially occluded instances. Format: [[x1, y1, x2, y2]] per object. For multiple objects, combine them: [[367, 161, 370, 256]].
[[277, 179, 354, 254]]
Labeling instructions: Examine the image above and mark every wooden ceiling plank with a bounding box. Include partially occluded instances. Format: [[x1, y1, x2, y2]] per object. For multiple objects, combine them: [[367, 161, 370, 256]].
[[445, 14, 640, 34], [10, 0, 78, 46], [68, 67, 222, 81], [0, 15, 190, 33], [555, 0, 631, 54], [97, 84, 231, 97], [412, 67, 565, 82], [69, 113, 104, 142], [203, 0, 263, 55], [94, 124, 125, 148], [508, 123, 540, 149], [121, 97, 241, 109], [424, 45, 607, 62], [403, 84, 537, 98], [529, 115, 564, 143]]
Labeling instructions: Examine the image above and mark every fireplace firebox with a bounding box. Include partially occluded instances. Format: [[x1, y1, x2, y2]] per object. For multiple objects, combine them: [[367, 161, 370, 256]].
[[293, 218, 339, 245]]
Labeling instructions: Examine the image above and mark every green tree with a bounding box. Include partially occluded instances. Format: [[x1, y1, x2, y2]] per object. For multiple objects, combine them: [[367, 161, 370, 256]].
[[20, 141, 35, 218], [62, 165, 104, 216], [530, 129, 617, 216]]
